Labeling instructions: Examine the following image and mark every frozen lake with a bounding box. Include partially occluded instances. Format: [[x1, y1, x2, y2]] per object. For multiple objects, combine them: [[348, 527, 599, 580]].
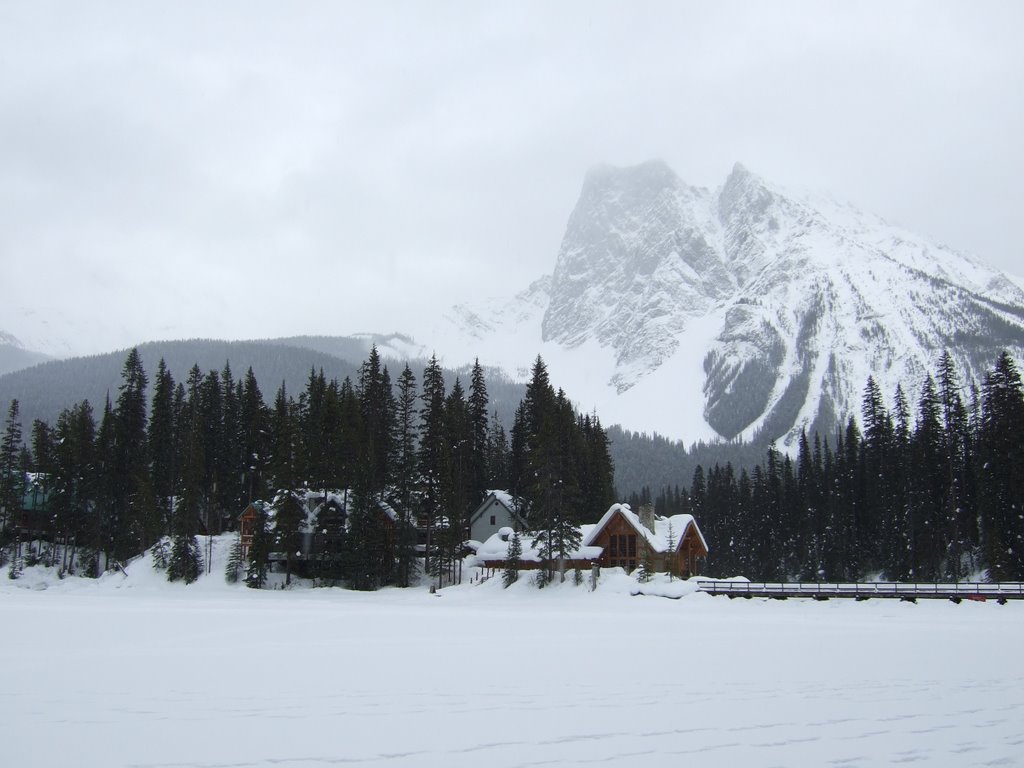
[[3, 560, 1023, 768]]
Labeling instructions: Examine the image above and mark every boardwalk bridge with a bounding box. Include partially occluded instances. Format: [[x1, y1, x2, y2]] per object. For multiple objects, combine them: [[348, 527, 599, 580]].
[[695, 580, 1024, 603]]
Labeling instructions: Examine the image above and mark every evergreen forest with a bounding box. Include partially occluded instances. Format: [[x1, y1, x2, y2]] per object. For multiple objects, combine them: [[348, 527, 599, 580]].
[[628, 351, 1024, 582], [0, 348, 615, 589], [2, 346, 1023, 586]]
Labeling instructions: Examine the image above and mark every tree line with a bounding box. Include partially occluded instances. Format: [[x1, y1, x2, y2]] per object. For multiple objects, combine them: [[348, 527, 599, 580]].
[[630, 350, 1024, 582], [0, 348, 614, 589]]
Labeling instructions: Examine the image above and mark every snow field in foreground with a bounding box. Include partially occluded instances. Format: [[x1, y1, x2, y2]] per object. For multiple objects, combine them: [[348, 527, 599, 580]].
[[2, 555, 1023, 767]]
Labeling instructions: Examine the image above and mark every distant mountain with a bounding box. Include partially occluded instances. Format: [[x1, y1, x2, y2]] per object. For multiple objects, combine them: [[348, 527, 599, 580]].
[[438, 160, 1024, 447], [0, 336, 525, 437], [0, 331, 52, 377]]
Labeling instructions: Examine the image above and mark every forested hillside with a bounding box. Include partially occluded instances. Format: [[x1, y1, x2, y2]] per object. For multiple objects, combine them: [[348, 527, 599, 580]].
[[0, 348, 614, 589], [0, 338, 526, 436]]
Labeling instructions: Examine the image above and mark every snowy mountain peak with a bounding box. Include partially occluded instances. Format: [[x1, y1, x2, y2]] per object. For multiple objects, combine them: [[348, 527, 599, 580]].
[[440, 160, 1024, 446], [719, 162, 774, 217], [541, 160, 729, 393], [0, 330, 25, 349]]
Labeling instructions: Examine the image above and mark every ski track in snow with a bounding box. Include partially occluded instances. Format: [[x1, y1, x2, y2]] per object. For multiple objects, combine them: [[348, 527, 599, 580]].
[[2, 542, 1023, 768]]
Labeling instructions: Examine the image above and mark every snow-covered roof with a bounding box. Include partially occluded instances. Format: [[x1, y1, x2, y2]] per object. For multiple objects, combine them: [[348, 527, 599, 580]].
[[260, 489, 398, 533], [581, 503, 708, 554], [472, 527, 603, 564], [487, 490, 518, 510]]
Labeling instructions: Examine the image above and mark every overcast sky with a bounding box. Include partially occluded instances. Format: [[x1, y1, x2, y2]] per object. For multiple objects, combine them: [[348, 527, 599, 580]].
[[2, 1, 1022, 356]]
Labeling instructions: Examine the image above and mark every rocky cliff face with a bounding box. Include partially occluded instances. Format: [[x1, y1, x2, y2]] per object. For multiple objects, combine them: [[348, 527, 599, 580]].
[[444, 160, 1024, 445], [542, 161, 733, 388]]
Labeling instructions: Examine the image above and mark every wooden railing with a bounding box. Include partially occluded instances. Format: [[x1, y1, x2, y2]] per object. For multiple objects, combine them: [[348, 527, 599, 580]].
[[695, 580, 1024, 601]]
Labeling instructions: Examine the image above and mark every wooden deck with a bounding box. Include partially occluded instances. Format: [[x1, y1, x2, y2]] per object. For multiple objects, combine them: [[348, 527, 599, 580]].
[[695, 580, 1024, 602]]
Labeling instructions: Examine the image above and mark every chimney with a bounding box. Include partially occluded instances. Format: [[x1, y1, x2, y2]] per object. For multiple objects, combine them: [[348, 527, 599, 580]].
[[638, 503, 656, 535]]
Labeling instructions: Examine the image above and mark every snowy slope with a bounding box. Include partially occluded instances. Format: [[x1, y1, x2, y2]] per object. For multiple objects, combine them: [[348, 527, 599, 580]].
[[434, 161, 1024, 446], [0, 330, 52, 376]]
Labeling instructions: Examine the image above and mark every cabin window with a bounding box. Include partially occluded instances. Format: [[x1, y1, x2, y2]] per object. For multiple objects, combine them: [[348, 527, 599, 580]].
[[490, 515, 496, 526], [608, 534, 637, 571]]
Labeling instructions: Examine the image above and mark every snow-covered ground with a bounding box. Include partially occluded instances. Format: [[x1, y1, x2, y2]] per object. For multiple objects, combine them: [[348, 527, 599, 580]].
[[2, 537, 1023, 767]]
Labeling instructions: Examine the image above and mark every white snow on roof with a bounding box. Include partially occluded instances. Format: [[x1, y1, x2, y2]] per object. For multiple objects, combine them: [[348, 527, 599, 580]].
[[471, 527, 603, 564], [483, 490, 521, 512], [262, 489, 398, 532], [582, 503, 708, 554]]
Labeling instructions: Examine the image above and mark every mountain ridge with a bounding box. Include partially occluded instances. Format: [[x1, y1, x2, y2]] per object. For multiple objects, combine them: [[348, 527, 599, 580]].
[[438, 160, 1024, 446]]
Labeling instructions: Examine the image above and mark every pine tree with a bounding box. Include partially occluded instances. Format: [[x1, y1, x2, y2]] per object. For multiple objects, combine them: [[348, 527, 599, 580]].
[[167, 532, 203, 584], [443, 376, 472, 580], [224, 534, 243, 583], [199, 369, 224, 535], [392, 365, 419, 587], [238, 368, 268, 504], [273, 489, 305, 586], [148, 359, 177, 537], [936, 351, 974, 579], [1, 399, 24, 554], [484, 410, 510, 489], [168, 366, 204, 584], [267, 382, 298, 493], [467, 359, 491, 504], [860, 376, 890, 573], [516, 359, 580, 583], [580, 413, 615, 518], [636, 541, 653, 583], [52, 400, 96, 574], [336, 377, 364, 492], [909, 376, 945, 580], [86, 396, 117, 576], [357, 346, 396, 495], [111, 348, 149, 563], [245, 504, 271, 589], [795, 428, 820, 579], [343, 487, 390, 591], [502, 531, 522, 588], [418, 355, 448, 581], [218, 361, 243, 514], [299, 367, 328, 489], [887, 384, 912, 579]]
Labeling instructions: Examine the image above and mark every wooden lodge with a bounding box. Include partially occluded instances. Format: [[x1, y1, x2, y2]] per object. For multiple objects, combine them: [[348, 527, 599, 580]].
[[581, 503, 707, 577], [470, 502, 708, 577]]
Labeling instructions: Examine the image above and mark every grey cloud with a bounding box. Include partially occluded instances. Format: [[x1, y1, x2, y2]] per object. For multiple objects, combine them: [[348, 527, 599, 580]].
[[1, 1, 1021, 355]]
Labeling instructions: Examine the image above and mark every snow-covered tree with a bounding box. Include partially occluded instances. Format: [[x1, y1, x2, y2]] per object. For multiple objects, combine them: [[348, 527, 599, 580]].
[[502, 532, 522, 588]]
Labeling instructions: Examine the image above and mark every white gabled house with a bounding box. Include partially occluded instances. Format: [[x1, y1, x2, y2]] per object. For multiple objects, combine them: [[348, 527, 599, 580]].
[[468, 490, 527, 544]]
